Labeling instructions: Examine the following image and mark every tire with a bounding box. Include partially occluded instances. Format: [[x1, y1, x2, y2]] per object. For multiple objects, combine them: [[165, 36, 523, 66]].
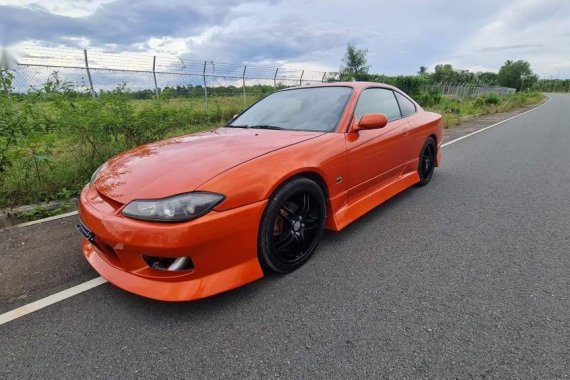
[[417, 137, 436, 186], [258, 177, 326, 274]]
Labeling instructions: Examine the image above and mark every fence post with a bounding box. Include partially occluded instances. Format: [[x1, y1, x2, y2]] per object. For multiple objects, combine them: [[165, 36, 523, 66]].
[[152, 56, 159, 99], [242, 65, 247, 106], [273, 68, 279, 91], [84, 49, 96, 98], [202, 61, 208, 105], [299, 70, 304, 86], [0, 49, 9, 95]]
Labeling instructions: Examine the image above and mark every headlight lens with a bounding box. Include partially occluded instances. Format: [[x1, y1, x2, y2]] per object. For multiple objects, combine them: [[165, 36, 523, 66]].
[[90, 165, 103, 185], [122, 192, 225, 222]]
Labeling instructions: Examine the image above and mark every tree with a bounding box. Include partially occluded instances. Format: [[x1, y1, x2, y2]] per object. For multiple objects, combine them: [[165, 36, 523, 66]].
[[431, 64, 457, 83], [476, 72, 499, 85], [498, 60, 537, 91], [339, 43, 370, 81], [418, 66, 428, 75]]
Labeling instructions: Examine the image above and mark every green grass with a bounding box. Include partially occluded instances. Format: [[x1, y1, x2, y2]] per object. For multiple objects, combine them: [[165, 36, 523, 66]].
[[0, 86, 260, 208], [0, 72, 544, 209], [425, 92, 544, 129]]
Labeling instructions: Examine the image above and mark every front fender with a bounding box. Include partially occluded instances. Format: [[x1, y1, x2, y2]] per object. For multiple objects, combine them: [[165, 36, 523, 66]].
[[200, 133, 347, 212]]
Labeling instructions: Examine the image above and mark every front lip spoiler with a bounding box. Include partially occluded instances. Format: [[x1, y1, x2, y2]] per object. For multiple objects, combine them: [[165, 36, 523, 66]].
[[82, 239, 264, 301]]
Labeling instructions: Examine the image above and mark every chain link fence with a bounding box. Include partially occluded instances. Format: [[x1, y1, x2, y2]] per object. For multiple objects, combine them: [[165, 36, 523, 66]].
[[5, 46, 519, 101], [7, 47, 339, 104], [422, 82, 516, 98]]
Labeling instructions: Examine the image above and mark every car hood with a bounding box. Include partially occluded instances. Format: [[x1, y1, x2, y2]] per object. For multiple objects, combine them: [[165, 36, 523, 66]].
[[94, 127, 324, 204]]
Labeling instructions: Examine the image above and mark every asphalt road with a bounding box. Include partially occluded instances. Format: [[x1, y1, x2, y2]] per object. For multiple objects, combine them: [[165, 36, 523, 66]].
[[1, 95, 569, 378]]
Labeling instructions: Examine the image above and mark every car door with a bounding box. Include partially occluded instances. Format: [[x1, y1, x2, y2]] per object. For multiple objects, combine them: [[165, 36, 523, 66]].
[[345, 88, 410, 201], [394, 90, 422, 163]]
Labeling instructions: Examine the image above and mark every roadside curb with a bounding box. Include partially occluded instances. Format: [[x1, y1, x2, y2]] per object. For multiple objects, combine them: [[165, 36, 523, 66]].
[[0, 210, 79, 232]]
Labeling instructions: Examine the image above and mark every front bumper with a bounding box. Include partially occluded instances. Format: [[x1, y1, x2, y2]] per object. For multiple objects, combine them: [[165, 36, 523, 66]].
[[79, 184, 266, 301]]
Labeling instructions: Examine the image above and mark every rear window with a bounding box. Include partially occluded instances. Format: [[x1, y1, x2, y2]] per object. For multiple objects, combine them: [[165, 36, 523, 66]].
[[395, 92, 417, 117]]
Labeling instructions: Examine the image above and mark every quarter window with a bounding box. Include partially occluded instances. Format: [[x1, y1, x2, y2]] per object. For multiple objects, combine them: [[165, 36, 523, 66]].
[[354, 88, 401, 121], [395, 92, 417, 117]]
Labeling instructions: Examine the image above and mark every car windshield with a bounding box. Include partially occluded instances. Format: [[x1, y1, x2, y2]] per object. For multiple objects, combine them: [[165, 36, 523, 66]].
[[227, 86, 353, 132]]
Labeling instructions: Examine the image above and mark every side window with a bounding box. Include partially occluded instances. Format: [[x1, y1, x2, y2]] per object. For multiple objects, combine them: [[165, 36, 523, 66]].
[[354, 88, 401, 121], [395, 92, 417, 117]]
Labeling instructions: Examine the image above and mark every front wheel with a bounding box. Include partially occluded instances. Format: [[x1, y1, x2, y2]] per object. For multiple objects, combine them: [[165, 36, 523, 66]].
[[417, 137, 436, 186], [258, 177, 326, 274]]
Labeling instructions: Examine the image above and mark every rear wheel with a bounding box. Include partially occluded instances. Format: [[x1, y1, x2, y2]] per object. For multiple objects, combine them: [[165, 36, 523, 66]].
[[258, 177, 326, 273], [417, 137, 436, 186]]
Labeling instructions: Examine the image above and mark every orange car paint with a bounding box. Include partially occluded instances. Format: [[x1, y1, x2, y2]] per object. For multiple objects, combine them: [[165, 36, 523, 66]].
[[79, 82, 442, 301]]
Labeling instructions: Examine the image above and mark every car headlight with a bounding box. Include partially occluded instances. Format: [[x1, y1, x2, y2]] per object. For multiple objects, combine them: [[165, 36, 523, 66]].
[[90, 165, 103, 185], [122, 192, 225, 222]]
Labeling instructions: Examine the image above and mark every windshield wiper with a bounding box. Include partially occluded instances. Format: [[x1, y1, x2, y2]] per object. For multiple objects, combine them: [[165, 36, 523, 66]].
[[248, 124, 284, 130], [227, 124, 285, 130]]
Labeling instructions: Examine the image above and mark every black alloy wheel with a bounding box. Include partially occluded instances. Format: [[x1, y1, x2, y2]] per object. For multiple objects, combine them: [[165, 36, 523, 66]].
[[417, 137, 436, 186], [258, 177, 326, 273]]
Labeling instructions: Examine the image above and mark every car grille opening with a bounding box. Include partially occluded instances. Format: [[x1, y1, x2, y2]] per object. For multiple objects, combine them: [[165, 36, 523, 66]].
[[143, 255, 194, 271]]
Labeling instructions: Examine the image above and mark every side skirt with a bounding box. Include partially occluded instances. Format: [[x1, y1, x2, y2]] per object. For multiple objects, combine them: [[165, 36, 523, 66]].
[[328, 171, 420, 231]]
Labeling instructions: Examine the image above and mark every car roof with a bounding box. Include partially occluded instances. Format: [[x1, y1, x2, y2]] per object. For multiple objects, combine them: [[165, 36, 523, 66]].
[[280, 81, 399, 91]]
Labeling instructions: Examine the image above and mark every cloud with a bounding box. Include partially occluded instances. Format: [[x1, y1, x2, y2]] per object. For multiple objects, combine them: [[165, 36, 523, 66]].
[[1, 0, 569, 77], [0, 0, 114, 17], [441, 0, 570, 76], [476, 44, 543, 52], [0, 0, 242, 46]]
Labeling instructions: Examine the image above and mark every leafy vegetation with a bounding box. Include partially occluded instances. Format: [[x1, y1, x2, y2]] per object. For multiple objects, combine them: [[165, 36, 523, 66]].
[[0, 71, 253, 208], [339, 43, 371, 81], [498, 60, 538, 91], [0, 57, 545, 211], [427, 91, 544, 128], [339, 44, 551, 93]]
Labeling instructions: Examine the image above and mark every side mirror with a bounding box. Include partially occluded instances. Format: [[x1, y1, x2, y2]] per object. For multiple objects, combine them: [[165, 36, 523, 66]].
[[353, 113, 388, 132]]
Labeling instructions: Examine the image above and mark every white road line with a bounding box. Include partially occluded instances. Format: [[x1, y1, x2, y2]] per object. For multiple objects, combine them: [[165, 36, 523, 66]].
[[0, 277, 107, 326], [441, 95, 551, 148], [0, 95, 554, 325]]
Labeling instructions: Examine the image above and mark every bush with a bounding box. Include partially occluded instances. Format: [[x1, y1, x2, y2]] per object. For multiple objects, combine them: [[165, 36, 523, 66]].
[[416, 90, 443, 107], [441, 99, 461, 114], [0, 68, 546, 209], [483, 93, 501, 105], [0, 72, 249, 208]]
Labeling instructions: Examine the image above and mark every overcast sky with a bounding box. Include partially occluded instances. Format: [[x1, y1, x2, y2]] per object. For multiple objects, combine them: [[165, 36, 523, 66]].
[[1, 0, 569, 78]]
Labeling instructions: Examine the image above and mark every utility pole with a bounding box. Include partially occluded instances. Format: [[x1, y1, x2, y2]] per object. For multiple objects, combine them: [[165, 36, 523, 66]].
[[520, 74, 529, 92]]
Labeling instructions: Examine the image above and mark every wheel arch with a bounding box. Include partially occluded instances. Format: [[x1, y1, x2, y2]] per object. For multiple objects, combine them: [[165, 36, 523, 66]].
[[427, 133, 440, 167], [269, 170, 330, 199], [267, 169, 332, 216], [428, 133, 438, 145]]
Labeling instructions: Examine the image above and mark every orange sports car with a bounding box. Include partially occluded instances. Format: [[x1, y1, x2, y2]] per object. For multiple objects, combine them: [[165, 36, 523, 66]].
[[78, 82, 442, 301]]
